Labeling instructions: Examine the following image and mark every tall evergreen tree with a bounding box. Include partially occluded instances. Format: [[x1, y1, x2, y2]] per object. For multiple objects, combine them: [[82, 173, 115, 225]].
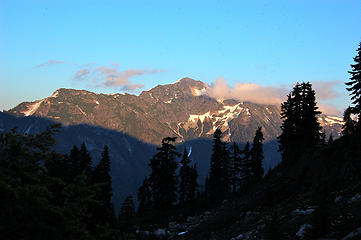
[[79, 142, 93, 177], [345, 41, 361, 127], [68, 145, 81, 179], [251, 127, 264, 180], [119, 196, 135, 218], [299, 82, 322, 146], [148, 137, 180, 209], [241, 142, 252, 184], [230, 142, 242, 193], [179, 148, 198, 205], [278, 82, 322, 164], [342, 106, 356, 136], [63, 172, 95, 239], [68, 142, 93, 180], [208, 129, 230, 204], [137, 177, 152, 214], [91, 145, 114, 224]]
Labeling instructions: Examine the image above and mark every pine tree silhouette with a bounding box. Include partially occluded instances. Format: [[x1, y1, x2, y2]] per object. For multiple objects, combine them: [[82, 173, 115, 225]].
[[91, 145, 114, 225], [179, 148, 198, 205], [148, 137, 180, 209], [251, 127, 264, 181], [208, 129, 230, 204], [137, 177, 152, 214], [278, 82, 322, 164], [241, 142, 252, 184], [342, 106, 356, 136], [345, 41, 361, 129], [230, 142, 242, 193]]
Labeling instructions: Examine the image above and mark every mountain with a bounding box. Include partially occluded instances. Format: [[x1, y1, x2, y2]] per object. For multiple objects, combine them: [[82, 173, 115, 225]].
[[8, 78, 343, 145], [3, 78, 344, 209]]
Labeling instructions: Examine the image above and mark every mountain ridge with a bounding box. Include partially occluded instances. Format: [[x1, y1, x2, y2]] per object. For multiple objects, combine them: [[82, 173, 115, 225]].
[[8, 78, 343, 144]]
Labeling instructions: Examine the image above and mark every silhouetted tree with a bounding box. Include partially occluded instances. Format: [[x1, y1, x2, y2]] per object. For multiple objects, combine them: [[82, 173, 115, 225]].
[[118, 196, 135, 234], [63, 172, 95, 239], [342, 106, 356, 136], [0, 125, 67, 240], [79, 142, 93, 177], [148, 137, 180, 209], [345, 41, 361, 127], [119, 196, 135, 218], [208, 129, 230, 204], [230, 142, 242, 193], [241, 142, 252, 184], [137, 177, 152, 214], [91, 145, 114, 225], [278, 82, 322, 164], [179, 148, 198, 205], [251, 127, 264, 180]]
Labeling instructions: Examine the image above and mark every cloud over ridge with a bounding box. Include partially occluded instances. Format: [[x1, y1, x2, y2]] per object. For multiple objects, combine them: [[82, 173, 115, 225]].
[[205, 77, 342, 115], [206, 77, 288, 105]]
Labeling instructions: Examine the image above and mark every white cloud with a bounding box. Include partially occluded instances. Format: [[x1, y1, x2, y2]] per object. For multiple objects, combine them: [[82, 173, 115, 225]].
[[205, 77, 342, 115], [206, 77, 288, 105], [74, 65, 163, 91]]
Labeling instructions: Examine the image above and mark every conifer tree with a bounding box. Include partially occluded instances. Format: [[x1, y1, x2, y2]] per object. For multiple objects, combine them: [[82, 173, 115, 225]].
[[230, 142, 242, 193], [137, 177, 152, 214], [179, 148, 198, 205], [91, 145, 114, 224], [251, 127, 264, 180], [345, 41, 361, 127], [342, 106, 356, 136], [241, 142, 252, 184], [278, 94, 297, 163], [148, 137, 180, 209], [278, 82, 322, 164], [208, 129, 230, 204], [299, 82, 322, 146], [63, 172, 95, 239], [68, 142, 93, 180], [68, 145, 81, 179], [119, 196, 135, 218], [79, 142, 93, 177]]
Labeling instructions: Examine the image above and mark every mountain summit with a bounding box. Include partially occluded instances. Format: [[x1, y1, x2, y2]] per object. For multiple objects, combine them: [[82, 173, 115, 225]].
[[8, 78, 342, 144]]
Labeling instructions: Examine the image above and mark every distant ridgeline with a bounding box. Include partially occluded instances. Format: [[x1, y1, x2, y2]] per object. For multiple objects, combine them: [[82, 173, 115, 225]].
[[8, 78, 342, 145], [1, 78, 343, 210]]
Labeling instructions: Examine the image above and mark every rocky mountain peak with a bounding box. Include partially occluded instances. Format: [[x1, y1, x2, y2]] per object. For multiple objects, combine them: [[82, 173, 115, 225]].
[[8, 78, 343, 144]]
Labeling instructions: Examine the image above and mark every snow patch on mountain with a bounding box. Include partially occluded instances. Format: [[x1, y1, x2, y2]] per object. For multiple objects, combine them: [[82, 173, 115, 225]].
[[50, 90, 59, 98], [325, 116, 343, 124], [189, 112, 212, 123], [21, 100, 44, 116], [318, 115, 343, 125], [76, 105, 87, 116], [165, 98, 173, 104], [191, 87, 206, 96], [186, 103, 246, 135]]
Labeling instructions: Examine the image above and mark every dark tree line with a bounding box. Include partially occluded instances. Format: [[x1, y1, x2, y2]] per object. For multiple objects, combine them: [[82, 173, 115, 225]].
[[207, 127, 265, 205], [137, 127, 266, 218], [0, 125, 128, 240], [137, 137, 198, 214]]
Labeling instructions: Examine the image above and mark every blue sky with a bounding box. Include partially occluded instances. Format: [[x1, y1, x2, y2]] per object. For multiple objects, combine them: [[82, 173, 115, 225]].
[[1, 0, 360, 114]]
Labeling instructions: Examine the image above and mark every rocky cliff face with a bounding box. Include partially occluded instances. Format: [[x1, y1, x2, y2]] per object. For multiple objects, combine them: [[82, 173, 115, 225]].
[[8, 77, 343, 144]]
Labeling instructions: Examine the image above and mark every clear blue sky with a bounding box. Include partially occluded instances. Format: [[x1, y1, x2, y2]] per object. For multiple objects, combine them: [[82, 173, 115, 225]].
[[1, 0, 360, 114]]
